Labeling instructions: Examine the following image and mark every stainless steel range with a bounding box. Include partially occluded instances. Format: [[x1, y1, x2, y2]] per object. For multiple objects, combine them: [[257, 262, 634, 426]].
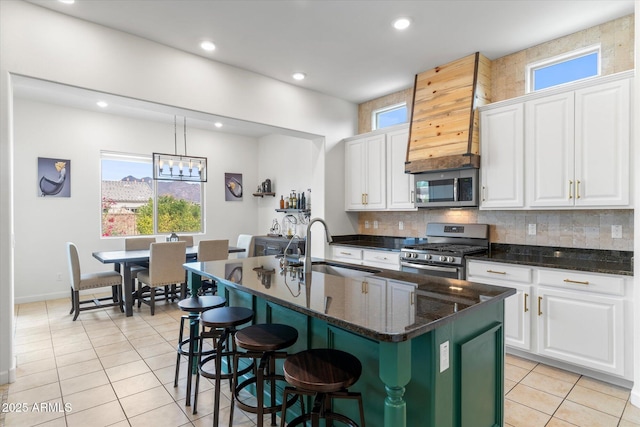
[[400, 223, 489, 279]]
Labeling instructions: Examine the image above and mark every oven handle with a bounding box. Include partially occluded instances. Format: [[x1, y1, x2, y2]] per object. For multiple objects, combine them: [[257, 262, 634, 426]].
[[400, 261, 459, 274], [453, 177, 459, 202]]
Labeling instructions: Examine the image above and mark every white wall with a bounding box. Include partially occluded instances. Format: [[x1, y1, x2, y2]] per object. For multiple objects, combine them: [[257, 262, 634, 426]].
[[0, 1, 358, 384], [257, 134, 313, 237], [12, 98, 263, 302]]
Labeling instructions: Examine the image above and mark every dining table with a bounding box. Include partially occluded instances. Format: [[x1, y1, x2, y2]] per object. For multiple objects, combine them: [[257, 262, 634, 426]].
[[92, 245, 245, 316]]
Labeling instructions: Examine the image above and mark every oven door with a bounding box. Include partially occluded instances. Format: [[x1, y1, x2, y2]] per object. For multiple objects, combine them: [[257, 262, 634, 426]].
[[400, 261, 463, 280]]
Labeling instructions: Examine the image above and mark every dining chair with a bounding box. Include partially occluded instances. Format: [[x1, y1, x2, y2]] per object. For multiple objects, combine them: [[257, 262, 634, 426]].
[[66, 242, 124, 321], [178, 235, 194, 247], [124, 236, 157, 303], [196, 239, 229, 295], [236, 234, 254, 258], [136, 241, 187, 315]]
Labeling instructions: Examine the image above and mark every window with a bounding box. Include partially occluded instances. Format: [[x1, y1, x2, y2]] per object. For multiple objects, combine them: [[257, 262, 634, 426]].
[[526, 45, 601, 93], [101, 151, 204, 237], [372, 103, 407, 130]]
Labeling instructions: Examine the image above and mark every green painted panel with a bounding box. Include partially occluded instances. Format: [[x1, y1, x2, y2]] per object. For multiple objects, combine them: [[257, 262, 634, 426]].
[[460, 324, 503, 427]]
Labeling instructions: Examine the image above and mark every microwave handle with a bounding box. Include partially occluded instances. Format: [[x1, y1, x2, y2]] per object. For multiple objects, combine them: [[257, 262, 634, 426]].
[[453, 178, 458, 201]]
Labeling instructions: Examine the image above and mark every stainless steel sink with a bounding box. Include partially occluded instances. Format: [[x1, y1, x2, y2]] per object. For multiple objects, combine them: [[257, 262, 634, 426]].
[[310, 262, 380, 278]]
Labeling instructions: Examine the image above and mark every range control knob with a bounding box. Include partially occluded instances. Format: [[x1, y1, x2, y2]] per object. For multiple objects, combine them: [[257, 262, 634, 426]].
[[424, 254, 431, 260], [438, 255, 446, 262]]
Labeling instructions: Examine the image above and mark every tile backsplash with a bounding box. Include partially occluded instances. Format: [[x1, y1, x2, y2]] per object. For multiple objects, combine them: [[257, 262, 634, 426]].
[[358, 209, 633, 251]]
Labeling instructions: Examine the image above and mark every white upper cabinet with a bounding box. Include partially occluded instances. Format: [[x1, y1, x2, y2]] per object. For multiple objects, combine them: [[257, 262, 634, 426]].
[[345, 133, 386, 210], [526, 92, 575, 207], [574, 79, 630, 206], [479, 103, 524, 208], [480, 72, 632, 210], [386, 127, 416, 210], [345, 124, 415, 211]]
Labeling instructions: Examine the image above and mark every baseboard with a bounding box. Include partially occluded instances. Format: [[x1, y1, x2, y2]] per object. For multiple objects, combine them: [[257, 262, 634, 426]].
[[0, 364, 16, 385], [14, 290, 70, 305], [506, 348, 634, 389], [631, 387, 640, 408]]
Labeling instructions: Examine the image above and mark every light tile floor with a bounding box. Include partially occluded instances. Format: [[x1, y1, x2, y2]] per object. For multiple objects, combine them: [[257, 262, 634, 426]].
[[2, 295, 640, 427]]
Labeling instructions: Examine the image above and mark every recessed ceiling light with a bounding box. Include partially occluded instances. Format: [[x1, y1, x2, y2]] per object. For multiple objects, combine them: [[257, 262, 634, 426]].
[[392, 17, 411, 30], [292, 72, 306, 81], [58, 0, 75, 4], [96, 101, 108, 108], [214, 122, 223, 128], [200, 41, 216, 52]]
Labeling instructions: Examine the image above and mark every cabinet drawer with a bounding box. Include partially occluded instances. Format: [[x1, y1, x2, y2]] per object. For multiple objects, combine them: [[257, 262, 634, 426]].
[[332, 246, 363, 261], [466, 261, 532, 284], [537, 269, 625, 296], [363, 250, 400, 267]]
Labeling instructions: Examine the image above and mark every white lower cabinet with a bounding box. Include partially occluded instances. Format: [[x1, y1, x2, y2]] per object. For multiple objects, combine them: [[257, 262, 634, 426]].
[[467, 259, 631, 379], [331, 245, 400, 271], [536, 286, 624, 376]]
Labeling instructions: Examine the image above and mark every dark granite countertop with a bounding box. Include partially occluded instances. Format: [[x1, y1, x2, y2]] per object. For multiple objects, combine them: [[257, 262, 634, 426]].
[[467, 243, 633, 276], [184, 256, 515, 342], [330, 234, 427, 251]]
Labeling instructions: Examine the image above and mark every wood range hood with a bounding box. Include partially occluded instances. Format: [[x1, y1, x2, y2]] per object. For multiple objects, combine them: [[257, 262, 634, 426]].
[[405, 52, 492, 173]]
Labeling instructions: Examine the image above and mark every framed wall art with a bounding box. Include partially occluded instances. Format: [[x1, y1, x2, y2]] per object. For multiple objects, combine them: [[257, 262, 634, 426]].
[[224, 172, 243, 201], [38, 157, 70, 197]]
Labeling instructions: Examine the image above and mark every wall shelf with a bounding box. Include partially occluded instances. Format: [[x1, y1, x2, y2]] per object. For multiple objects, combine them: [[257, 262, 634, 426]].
[[253, 192, 276, 197]]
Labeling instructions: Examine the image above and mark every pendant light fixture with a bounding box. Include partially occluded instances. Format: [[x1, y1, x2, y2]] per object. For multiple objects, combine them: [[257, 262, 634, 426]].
[[153, 116, 208, 182]]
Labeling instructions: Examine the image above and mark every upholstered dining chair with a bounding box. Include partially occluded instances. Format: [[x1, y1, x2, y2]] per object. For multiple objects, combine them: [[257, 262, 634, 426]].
[[66, 242, 123, 321], [236, 234, 254, 258], [136, 241, 187, 315], [124, 236, 156, 303], [196, 239, 229, 295], [178, 235, 194, 247]]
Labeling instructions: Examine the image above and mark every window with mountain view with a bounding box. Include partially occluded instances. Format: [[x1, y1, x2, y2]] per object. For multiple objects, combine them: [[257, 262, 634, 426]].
[[101, 151, 203, 237]]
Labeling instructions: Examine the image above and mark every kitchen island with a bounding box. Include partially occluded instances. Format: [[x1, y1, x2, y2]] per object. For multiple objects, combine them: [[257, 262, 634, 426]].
[[183, 256, 515, 427]]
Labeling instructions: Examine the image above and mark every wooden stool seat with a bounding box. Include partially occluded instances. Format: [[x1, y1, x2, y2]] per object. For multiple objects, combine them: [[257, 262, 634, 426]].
[[200, 306, 254, 327], [281, 349, 365, 427], [232, 324, 300, 427], [284, 348, 362, 393], [235, 323, 299, 352], [177, 295, 226, 313], [174, 295, 227, 409]]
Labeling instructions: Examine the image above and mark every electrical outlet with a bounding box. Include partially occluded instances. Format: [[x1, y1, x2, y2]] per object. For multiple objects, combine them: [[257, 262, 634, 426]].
[[399, 221, 404, 230], [612, 225, 622, 239], [364, 221, 370, 229], [440, 341, 450, 373], [56, 273, 63, 282], [373, 220, 379, 229], [528, 224, 536, 236]]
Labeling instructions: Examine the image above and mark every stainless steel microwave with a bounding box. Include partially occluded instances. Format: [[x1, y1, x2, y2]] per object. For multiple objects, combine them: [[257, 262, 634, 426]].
[[414, 169, 479, 208]]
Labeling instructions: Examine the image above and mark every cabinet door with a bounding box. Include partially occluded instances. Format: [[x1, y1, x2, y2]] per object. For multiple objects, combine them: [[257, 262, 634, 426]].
[[526, 92, 575, 207], [345, 138, 367, 210], [345, 134, 386, 210], [479, 103, 524, 208], [503, 283, 533, 351], [364, 134, 387, 210], [536, 286, 625, 376], [386, 127, 416, 210], [574, 79, 630, 207]]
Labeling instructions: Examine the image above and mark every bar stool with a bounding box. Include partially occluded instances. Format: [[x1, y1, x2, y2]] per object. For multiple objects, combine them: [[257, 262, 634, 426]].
[[193, 306, 254, 424], [231, 323, 300, 427], [174, 295, 227, 408], [280, 348, 366, 427]]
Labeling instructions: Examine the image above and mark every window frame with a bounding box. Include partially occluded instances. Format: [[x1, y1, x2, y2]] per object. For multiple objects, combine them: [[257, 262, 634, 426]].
[[100, 150, 205, 238], [371, 102, 408, 130], [525, 45, 601, 94]]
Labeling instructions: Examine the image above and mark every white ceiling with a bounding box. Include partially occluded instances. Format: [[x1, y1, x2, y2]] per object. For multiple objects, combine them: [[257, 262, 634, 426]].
[[26, 0, 635, 104]]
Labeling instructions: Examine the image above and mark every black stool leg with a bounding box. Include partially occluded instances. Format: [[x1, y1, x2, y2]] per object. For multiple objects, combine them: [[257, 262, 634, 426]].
[[174, 315, 187, 387]]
